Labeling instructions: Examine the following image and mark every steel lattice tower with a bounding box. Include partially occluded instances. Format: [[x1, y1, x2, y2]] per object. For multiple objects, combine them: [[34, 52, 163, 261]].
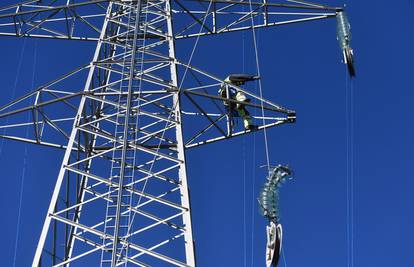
[[0, 0, 348, 266]]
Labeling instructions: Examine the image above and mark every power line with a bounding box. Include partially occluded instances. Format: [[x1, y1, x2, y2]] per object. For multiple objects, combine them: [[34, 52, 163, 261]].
[[12, 38, 37, 267]]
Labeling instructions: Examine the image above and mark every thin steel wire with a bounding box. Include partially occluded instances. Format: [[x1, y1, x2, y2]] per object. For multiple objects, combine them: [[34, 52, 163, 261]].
[[345, 69, 355, 267], [282, 244, 288, 266], [12, 39, 37, 267], [0, 39, 27, 155], [350, 78, 354, 267], [250, 109, 256, 267], [246, 2, 275, 265], [248, 0, 270, 173], [242, 18, 247, 267]]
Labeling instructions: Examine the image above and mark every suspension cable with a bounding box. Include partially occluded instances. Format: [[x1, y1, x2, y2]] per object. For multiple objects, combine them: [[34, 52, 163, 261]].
[[345, 69, 355, 267], [0, 39, 27, 155], [250, 126, 256, 267], [282, 245, 288, 267], [242, 17, 247, 267], [12, 39, 37, 267], [179, 0, 213, 89], [246, 1, 272, 266], [248, 0, 270, 173]]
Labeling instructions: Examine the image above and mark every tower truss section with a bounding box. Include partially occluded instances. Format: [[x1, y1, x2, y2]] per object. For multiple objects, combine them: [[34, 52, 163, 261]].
[[0, 0, 351, 266]]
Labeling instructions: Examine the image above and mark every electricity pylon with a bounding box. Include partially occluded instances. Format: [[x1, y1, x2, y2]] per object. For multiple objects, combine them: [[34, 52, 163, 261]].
[[0, 0, 347, 266]]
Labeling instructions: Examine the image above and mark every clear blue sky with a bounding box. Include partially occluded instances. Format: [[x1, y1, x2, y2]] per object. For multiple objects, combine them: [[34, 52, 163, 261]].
[[0, 0, 413, 266]]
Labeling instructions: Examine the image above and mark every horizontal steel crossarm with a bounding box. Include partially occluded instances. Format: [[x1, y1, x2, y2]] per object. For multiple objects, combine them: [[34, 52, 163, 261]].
[[0, 91, 83, 119], [0, 93, 176, 151], [186, 120, 287, 148], [0, 0, 110, 40], [0, 116, 75, 129], [174, 0, 338, 39], [187, 0, 341, 11], [0, 0, 108, 18], [185, 90, 291, 114], [177, 10, 336, 16], [0, 1, 341, 41], [183, 111, 287, 121], [177, 61, 294, 113]]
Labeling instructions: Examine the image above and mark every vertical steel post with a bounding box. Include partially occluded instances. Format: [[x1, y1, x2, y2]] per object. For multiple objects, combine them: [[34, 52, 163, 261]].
[[166, 0, 196, 264], [31, 4, 114, 266]]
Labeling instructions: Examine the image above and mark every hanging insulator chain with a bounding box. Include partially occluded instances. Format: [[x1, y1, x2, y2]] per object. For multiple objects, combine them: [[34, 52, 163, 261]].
[[258, 165, 292, 267], [258, 165, 292, 223], [337, 11, 356, 77]]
